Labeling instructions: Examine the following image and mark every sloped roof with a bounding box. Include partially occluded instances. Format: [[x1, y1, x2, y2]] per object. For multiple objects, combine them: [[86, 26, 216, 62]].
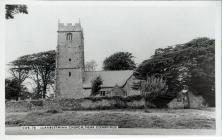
[[83, 70, 133, 88]]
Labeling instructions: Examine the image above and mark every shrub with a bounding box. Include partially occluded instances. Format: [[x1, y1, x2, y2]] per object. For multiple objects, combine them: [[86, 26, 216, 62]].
[[46, 108, 62, 113], [90, 76, 103, 96], [30, 100, 44, 106], [124, 95, 143, 101], [45, 108, 63, 114], [45, 102, 63, 113], [141, 75, 168, 112]]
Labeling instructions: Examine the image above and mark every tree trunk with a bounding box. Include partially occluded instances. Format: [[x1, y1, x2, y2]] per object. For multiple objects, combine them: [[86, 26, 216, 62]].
[[185, 92, 190, 109], [15, 96, 19, 101], [36, 82, 40, 94], [18, 67, 21, 101], [144, 97, 151, 113], [42, 85, 47, 99], [144, 97, 148, 112]]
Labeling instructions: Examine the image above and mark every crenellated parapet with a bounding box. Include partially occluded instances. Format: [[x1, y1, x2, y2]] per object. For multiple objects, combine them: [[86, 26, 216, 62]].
[[58, 23, 82, 32]]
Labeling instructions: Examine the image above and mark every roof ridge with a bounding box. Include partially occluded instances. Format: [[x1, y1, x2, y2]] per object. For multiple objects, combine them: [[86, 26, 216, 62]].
[[85, 70, 134, 72], [83, 70, 134, 88]]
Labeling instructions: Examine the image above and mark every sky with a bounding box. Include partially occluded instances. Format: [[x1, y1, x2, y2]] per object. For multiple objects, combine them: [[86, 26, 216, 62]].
[[5, 1, 218, 76]]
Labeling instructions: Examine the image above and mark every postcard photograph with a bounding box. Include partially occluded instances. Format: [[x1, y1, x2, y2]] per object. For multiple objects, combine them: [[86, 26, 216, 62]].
[[2, 0, 221, 135]]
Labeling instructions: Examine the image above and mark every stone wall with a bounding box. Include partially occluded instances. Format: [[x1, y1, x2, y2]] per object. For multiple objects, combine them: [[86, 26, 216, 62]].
[[56, 69, 84, 98], [44, 96, 147, 111], [188, 92, 205, 108], [6, 95, 147, 112], [167, 92, 205, 109], [6, 100, 44, 112], [6, 93, 205, 112]]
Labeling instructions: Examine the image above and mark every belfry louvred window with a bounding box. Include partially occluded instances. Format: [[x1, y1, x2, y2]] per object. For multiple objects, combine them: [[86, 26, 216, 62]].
[[66, 33, 72, 40]]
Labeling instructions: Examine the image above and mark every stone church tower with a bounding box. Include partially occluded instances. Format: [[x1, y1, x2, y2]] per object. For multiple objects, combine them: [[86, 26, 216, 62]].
[[55, 22, 84, 98]]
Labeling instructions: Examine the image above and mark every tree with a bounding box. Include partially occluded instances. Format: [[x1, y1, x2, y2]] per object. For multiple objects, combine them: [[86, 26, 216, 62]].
[[26, 50, 55, 98], [90, 76, 103, 96], [5, 78, 20, 100], [8, 58, 30, 100], [140, 75, 168, 112], [134, 37, 215, 106], [85, 60, 97, 71], [5, 78, 28, 100], [5, 4, 28, 19], [15, 50, 56, 99], [103, 52, 136, 70]]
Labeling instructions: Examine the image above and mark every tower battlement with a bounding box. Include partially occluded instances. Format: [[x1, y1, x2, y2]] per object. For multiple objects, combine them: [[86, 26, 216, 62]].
[[58, 22, 82, 32]]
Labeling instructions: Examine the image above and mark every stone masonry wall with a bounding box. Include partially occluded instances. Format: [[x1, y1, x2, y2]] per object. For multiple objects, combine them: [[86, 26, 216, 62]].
[[6, 94, 205, 112], [56, 22, 84, 99], [6, 100, 44, 112], [6, 96, 146, 112]]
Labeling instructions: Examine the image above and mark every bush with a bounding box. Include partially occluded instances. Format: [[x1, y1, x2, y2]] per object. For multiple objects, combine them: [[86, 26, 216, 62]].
[[45, 102, 63, 113], [30, 100, 43, 106], [46, 108, 63, 114], [46, 108, 62, 113], [90, 76, 103, 96], [124, 95, 143, 101]]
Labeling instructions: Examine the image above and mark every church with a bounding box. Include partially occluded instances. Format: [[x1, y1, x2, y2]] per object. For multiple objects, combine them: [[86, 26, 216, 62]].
[[55, 22, 139, 99]]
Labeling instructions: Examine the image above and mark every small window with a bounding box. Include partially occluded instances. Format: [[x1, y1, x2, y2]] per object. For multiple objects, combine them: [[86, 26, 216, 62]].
[[66, 33, 72, 40], [69, 72, 71, 77], [100, 91, 106, 96], [69, 58, 71, 62]]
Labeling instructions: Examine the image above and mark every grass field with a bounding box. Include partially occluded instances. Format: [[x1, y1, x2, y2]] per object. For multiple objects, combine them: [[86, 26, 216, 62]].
[[5, 108, 215, 129]]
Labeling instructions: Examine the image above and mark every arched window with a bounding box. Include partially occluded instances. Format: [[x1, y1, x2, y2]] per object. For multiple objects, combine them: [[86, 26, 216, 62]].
[[66, 33, 72, 40], [69, 72, 71, 77]]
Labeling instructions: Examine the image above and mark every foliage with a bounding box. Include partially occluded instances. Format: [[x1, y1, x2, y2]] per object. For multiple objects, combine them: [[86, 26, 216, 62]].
[[140, 76, 168, 111], [90, 76, 103, 96], [103, 52, 136, 70], [26, 50, 55, 98], [46, 106, 63, 113], [8, 58, 30, 99], [85, 60, 97, 71], [10, 50, 56, 99], [134, 37, 215, 106], [30, 100, 44, 107], [141, 76, 168, 98], [9, 59, 30, 83], [5, 78, 28, 101], [5, 78, 20, 100], [5, 4, 28, 19]]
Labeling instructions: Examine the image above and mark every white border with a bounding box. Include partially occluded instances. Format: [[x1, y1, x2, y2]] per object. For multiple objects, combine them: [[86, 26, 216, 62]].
[[0, 0, 221, 138], [215, 0, 221, 135]]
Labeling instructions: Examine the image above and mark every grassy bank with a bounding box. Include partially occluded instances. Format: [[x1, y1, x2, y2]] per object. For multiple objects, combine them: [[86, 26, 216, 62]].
[[5, 108, 215, 129]]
